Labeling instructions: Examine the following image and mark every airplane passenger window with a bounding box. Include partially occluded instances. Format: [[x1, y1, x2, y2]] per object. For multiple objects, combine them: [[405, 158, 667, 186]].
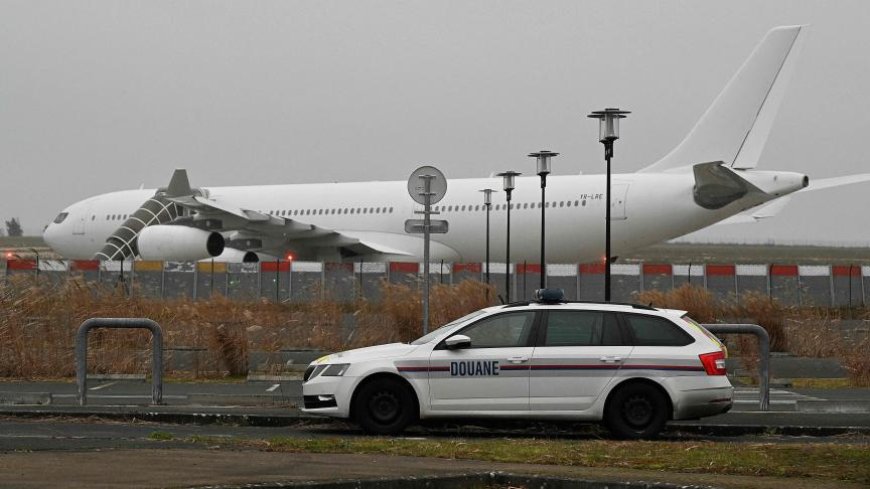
[[362, 208, 367, 214], [350, 209, 355, 214], [53, 212, 69, 224], [575, 200, 580, 206], [461, 205, 466, 211], [560, 201, 564, 207], [389, 207, 394, 213]]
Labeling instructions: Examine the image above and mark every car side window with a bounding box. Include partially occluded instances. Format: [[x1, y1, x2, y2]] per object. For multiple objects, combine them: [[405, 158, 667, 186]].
[[543, 311, 622, 346], [457, 311, 536, 348], [623, 314, 694, 346]]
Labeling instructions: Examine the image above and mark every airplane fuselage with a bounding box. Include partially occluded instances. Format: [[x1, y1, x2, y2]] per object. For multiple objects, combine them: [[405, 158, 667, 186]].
[[43, 170, 799, 264]]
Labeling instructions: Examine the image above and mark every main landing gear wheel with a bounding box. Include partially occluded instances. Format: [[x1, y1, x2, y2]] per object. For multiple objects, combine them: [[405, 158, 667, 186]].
[[353, 377, 416, 435], [604, 383, 669, 439]]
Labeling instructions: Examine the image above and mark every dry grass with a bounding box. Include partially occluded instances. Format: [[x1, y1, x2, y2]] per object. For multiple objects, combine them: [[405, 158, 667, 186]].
[[2, 278, 867, 386], [0, 276, 495, 379], [636, 284, 870, 386]]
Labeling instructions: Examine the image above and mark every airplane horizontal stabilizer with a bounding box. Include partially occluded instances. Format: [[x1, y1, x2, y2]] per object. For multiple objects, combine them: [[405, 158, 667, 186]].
[[712, 196, 792, 226]]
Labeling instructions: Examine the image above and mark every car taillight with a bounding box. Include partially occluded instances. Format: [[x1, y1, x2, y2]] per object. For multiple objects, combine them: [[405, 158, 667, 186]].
[[699, 351, 727, 376]]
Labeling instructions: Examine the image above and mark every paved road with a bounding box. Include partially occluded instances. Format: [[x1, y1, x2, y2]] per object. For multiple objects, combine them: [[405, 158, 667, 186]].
[[1, 379, 867, 489]]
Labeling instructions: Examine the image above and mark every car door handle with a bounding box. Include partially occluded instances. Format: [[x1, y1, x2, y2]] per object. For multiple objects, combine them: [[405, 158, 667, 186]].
[[507, 356, 529, 363], [599, 356, 623, 363]]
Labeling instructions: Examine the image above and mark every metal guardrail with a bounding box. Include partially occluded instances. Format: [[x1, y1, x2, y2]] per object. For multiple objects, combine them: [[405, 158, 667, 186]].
[[703, 323, 770, 411], [75, 318, 163, 406]]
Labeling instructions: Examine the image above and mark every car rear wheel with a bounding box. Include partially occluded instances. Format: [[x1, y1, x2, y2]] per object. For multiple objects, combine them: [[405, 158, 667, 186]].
[[353, 377, 416, 435], [604, 383, 669, 439]]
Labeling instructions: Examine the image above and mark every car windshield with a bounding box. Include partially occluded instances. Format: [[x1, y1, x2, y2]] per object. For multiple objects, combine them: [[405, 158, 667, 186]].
[[410, 310, 488, 345]]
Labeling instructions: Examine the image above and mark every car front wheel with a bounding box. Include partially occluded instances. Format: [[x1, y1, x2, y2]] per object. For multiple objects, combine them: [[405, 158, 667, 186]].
[[353, 377, 416, 435], [604, 383, 669, 439]]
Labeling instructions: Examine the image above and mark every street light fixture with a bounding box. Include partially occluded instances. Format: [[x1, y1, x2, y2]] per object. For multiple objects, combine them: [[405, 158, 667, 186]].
[[588, 107, 630, 302], [528, 150, 559, 290], [496, 171, 521, 302], [479, 189, 495, 285]]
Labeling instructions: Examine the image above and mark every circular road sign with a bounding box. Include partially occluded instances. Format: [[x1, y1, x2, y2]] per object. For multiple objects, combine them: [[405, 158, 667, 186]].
[[407, 165, 447, 205]]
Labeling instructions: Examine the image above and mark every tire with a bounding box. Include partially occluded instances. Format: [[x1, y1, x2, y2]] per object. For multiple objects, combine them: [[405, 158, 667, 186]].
[[353, 377, 416, 435], [604, 383, 669, 439]]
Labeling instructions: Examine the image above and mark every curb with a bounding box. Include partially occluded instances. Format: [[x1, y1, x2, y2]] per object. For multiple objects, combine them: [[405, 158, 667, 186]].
[[194, 472, 711, 489], [1, 408, 868, 436]]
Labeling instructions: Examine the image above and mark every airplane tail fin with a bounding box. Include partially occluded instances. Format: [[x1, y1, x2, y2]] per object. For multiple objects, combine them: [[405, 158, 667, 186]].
[[641, 25, 806, 173]]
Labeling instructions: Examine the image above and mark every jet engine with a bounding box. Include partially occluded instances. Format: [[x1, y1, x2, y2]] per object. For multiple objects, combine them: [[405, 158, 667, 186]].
[[212, 248, 261, 263], [137, 225, 224, 261]]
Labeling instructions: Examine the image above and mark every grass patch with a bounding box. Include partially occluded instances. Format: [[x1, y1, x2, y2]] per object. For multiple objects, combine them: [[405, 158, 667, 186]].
[[790, 378, 854, 389], [186, 436, 870, 483], [147, 431, 173, 441]]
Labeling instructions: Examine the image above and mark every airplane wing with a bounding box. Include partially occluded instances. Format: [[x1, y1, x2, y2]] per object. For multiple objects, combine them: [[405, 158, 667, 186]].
[[157, 169, 420, 261]]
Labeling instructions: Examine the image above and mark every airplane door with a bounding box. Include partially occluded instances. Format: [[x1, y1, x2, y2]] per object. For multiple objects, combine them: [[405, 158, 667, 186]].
[[72, 206, 89, 235], [611, 184, 629, 220]]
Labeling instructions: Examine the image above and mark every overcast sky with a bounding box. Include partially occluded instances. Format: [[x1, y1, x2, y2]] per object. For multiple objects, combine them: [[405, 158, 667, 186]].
[[2, 1, 869, 244]]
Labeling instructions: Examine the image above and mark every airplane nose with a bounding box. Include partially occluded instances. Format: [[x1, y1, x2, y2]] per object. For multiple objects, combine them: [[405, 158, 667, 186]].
[[42, 223, 59, 251]]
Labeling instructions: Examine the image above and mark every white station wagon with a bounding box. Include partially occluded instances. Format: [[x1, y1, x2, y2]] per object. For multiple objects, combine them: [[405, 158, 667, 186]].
[[302, 290, 733, 438]]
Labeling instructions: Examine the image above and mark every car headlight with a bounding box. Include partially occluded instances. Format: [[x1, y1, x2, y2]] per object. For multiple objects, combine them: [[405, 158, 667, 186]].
[[321, 363, 350, 377]]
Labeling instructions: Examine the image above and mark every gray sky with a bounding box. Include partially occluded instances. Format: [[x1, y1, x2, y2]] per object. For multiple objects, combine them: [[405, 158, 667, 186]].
[[2, 1, 869, 244]]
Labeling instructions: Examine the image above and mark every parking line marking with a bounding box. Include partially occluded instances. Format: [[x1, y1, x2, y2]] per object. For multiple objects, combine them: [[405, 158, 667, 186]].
[[266, 384, 280, 392], [89, 381, 117, 391]]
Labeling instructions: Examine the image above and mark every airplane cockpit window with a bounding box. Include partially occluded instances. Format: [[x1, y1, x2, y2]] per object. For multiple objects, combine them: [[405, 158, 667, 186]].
[[53, 212, 69, 224]]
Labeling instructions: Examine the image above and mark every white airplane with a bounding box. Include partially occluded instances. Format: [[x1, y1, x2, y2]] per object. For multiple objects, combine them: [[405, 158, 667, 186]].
[[43, 26, 870, 265]]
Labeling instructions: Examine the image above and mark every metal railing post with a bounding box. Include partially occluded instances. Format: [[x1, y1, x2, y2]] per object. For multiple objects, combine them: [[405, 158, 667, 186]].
[[703, 323, 770, 411], [76, 318, 163, 406]]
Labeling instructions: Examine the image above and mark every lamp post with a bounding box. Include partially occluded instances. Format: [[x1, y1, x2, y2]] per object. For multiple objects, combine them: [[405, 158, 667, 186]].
[[497, 171, 521, 302], [528, 150, 558, 290], [588, 108, 630, 302], [479, 189, 494, 285]]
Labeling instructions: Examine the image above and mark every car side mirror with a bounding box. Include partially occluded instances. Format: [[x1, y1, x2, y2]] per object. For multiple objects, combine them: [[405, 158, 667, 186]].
[[444, 334, 471, 350]]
